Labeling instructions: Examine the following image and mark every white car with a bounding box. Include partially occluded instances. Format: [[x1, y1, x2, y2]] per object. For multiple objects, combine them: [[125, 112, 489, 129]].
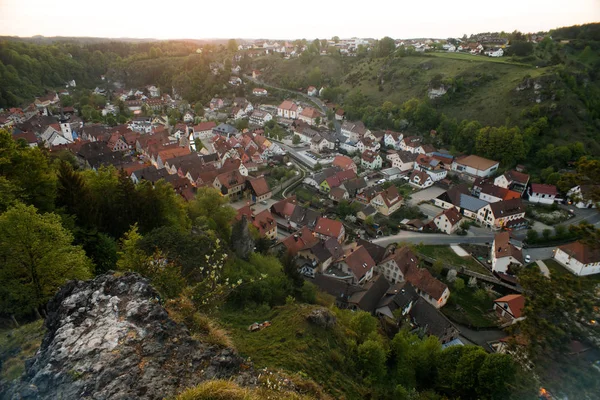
[[525, 255, 531, 263]]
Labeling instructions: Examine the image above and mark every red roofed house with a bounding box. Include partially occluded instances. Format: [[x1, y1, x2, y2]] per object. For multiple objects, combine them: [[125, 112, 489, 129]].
[[494, 170, 530, 194], [213, 170, 247, 200], [491, 231, 524, 273], [409, 170, 434, 189], [336, 246, 376, 284], [494, 294, 526, 324], [277, 100, 299, 119], [479, 183, 521, 203], [528, 183, 558, 205], [281, 226, 319, 255], [361, 150, 382, 170], [377, 246, 450, 308], [271, 196, 297, 219], [335, 108, 345, 121], [553, 241, 600, 276], [314, 217, 345, 243], [252, 88, 268, 96], [248, 176, 272, 203], [193, 121, 217, 139], [370, 186, 403, 216], [432, 207, 463, 234], [307, 86, 318, 96], [236, 206, 277, 239], [298, 107, 322, 126], [333, 155, 357, 174]]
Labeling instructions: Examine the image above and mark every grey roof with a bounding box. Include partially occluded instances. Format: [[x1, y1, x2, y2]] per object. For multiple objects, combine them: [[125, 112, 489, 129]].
[[213, 123, 238, 135], [342, 177, 367, 193], [409, 297, 457, 339], [458, 193, 488, 212], [397, 150, 418, 163], [358, 204, 377, 216], [290, 206, 320, 228], [308, 238, 343, 263], [381, 167, 402, 176], [312, 167, 339, 184], [349, 274, 391, 313], [132, 166, 170, 182], [356, 239, 387, 264], [377, 282, 419, 315]]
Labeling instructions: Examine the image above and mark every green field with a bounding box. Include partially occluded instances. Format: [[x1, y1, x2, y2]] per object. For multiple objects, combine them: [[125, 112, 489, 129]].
[[0, 320, 44, 382], [218, 303, 366, 399], [415, 245, 491, 275]]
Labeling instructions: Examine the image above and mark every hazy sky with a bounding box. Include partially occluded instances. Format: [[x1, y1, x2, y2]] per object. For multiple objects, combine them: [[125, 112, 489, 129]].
[[1, 0, 598, 40]]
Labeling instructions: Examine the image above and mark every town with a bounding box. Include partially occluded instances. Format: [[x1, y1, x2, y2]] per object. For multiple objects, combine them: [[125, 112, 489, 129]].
[[1, 22, 599, 400]]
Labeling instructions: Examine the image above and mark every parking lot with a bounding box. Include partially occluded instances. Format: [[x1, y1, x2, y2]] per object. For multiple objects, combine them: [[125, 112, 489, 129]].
[[407, 186, 446, 206]]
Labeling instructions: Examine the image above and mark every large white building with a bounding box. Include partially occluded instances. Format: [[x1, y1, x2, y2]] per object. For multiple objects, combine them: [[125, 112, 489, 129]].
[[452, 155, 499, 178], [553, 241, 600, 276]]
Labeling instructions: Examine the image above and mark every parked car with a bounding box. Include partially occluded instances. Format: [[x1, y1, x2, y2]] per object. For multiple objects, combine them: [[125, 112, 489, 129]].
[[525, 255, 531, 263]]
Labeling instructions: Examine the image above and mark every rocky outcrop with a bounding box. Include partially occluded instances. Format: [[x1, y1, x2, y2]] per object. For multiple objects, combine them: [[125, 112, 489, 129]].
[[307, 308, 336, 329], [3, 273, 256, 400]]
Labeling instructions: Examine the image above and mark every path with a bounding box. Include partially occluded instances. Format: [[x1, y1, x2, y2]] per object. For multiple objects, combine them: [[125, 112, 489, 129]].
[[450, 245, 469, 257], [372, 231, 494, 247], [536, 260, 551, 278]]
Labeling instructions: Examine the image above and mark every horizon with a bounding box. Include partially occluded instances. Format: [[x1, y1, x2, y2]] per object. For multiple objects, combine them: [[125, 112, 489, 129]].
[[1, 0, 599, 41]]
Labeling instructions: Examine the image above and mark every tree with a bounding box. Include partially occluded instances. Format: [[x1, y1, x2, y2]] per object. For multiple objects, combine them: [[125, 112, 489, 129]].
[[227, 39, 238, 53], [194, 138, 204, 152], [477, 353, 516, 399], [188, 187, 236, 240], [453, 346, 487, 398], [357, 339, 387, 384], [350, 310, 378, 342], [292, 135, 301, 144], [0, 203, 92, 319], [375, 36, 396, 58]]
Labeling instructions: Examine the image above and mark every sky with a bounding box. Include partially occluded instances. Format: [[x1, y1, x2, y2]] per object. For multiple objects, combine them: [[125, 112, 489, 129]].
[[0, 0, 598, 40]]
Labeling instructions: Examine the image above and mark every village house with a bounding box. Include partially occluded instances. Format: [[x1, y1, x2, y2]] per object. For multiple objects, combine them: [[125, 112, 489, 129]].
[[210, 98, 224, 110], [213, 123, 238, 138], [310, 132, 337, 154], [361, 150, 382, 170], [384, 130, 404, 149], [249, 110, 273, 126], [277, 100, 299, 119], [213, 170, 247, 200], [553, 241, 600, 276], [408, 170, 434, 189], [341, 120, 370, 142], [478, 184, 521, 203], [307, 86, 318, 96], [491, 232, 524, 273], [434, 185, 489, 220], [252, 88, 268, 96], [341, 177, 368, 198], [399, 136, 422, 153], [376, 246, 450, 308], [334, 246, 376, 285], [391, 151, 418, 172], [335, 108, 345, 121], [236, 206, 277, 240], [328, 187, 349, 203], [477, 198, 526, 230], [567, 185, 598, 209], [493, 294, 526, 325], [247, 176, 272, 203], [452, 155, 499, 178], [370, 186, 403, 216], [494, 170, 530, 194], [415, 154, 447, 182], [432, 207, 463, 234], [280, 226, 320, 256], [314, 217, 345, 243], [297, 237, 344, 275], [332, 155, 357, 174], [298, 107, 322, 126], [380, 167, 403, 182], [357, 137, 381, 153], [528, 183, 558, 205]]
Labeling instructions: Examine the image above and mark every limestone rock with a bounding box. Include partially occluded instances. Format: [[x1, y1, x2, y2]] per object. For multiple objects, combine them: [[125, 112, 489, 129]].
[[307, 308, 337, 329], [3, 273, 256, 400]]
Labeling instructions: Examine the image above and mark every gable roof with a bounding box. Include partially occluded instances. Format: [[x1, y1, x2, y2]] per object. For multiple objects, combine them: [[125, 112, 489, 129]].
[[193, 121, 217, 132], [290, 206, 320, 228], [356, 239, 387, 264], [489, 198, 525, 218], [314, 217, 344, 238], [349, 274, 391, 312], [436, 207, 463, 225], [271, 196, 297, 218], [480, 184, 521, 200], [410, 170, 431, 184], [558, 241, 600, 265], [341, 120, 368, 136], [455, 155, 498, 171], [249, 176, 271, 196], [281, 226, 319, 254], [504, 170, 529, 185], [361, 150, 380, 163], [278, 100, 298, 111], [409, 297, 456, 338], [344, 246, 376, 281], [494, 232, 524, 263], [531, 183, 558, 196], [332, 155, 355, 170], [494, 294, 525, 319], [300, 107, 322, 119], [329, 187, 348, 200]]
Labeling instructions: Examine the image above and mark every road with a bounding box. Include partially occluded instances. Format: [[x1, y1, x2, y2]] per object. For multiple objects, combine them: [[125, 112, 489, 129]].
[[246, 75, 341, 134]]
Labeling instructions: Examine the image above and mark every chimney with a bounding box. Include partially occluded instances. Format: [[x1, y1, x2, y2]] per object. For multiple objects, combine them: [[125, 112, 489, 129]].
[[294, 234, 298, 241]]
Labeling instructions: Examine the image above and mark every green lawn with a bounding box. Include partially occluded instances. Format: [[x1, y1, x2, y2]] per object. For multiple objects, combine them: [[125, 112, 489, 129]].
[[0, 320, 45, 382], [217, 304, 367, 399], [543, 258, 600, 283], [415, 245, 491, 275], [441, 287, 497, 329]]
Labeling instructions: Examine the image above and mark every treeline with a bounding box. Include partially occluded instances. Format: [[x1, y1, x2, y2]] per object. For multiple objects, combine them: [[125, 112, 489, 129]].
[[0, 39, 241, 108]]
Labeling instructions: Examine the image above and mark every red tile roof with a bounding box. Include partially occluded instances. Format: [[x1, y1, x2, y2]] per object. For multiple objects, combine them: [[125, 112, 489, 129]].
[[193, 121, 216, 132], [558, 241, 600, 265], [494, 294, 525, 318], [531, 183, 558, 196], [344, 246, 376, 281], [278, 100, 298, 111], [314, 217, 344, 239], [494, 232, 524, 263], [281, 226, 319, 254], [249, 176, 271, 196], [333, 155, 355, 170]]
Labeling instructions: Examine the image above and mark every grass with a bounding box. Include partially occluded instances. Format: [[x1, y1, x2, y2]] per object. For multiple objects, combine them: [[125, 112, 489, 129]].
[[543, 258, 600, 283], [415, 245, 491, 275], [175, 379, 314, 400], [441, 287, 497, 329], [0, 320, 45, 382], [217, 303, 366, 400]]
